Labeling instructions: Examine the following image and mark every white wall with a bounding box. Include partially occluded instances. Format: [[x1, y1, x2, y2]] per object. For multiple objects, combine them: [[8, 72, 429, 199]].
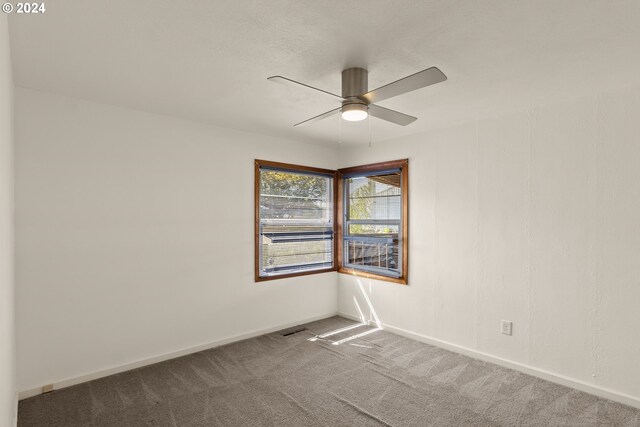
[[0, 13, 16, 427], [15, 88, 338, 392], [338, 86, 640, 405]]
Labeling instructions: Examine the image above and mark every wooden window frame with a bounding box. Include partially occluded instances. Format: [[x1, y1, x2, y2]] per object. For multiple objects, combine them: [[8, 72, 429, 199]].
[[337, 159, 409, 285], [254, 160, 338, 282], [254, 159, 408, 284]]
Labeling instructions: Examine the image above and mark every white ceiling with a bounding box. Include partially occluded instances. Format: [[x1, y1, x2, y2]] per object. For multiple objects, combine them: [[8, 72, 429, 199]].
[[8, 0, 640, 146]]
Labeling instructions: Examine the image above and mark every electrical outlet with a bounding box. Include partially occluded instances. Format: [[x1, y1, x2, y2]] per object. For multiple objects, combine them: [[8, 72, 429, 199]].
[[501, 320, 513, 336]]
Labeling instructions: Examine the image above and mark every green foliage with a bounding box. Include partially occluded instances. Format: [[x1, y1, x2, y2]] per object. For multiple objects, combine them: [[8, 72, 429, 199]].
[[260, 170, 329, 220], [348, 179, 373, 234], [261, 171, 326, 198]]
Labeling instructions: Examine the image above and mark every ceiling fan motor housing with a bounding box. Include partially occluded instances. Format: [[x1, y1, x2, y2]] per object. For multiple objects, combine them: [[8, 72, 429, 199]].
[[341, 67, 369, 112], [342, 67, 368, 98]]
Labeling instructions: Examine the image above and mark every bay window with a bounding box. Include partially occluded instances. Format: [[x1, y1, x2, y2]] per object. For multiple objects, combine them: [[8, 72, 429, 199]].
[[255, 158, 407, 284]]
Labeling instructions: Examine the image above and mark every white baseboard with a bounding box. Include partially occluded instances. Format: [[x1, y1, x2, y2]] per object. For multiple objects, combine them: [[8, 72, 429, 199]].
[[18, 311, 338, 401], [338, 311, 640, 410]]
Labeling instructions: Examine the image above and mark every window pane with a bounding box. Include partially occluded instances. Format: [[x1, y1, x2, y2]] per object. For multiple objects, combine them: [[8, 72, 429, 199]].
[[261, 225, 333, 273], [344, 239, 399, 272], [259, 168, 333, 277], [347, 173, 401, 221], [261, 170, 332, 221]]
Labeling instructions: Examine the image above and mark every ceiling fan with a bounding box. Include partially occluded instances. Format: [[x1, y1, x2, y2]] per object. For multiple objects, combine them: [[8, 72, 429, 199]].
[[268, 66, 447, 127]]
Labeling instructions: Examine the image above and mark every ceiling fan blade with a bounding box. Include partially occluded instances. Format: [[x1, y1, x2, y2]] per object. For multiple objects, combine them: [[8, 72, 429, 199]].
[[294, 107, 341, 127], [361, 67, 447, 104], [368, 104, 417, 126], [268, 76, 343, 101]]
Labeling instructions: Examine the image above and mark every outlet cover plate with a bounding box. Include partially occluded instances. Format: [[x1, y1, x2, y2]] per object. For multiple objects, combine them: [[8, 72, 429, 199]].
[[501, 320, 513, 336]]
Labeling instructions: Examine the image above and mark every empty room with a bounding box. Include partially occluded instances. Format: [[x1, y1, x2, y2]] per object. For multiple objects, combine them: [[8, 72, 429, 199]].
[[1, 1, 640, 426]]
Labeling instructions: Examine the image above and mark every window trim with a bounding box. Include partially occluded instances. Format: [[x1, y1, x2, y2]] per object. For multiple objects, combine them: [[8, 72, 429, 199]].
[[254, 159, 338, 282], [337, 159, 409, 285]]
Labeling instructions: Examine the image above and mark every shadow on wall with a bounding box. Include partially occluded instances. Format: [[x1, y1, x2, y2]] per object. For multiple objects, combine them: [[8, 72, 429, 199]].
[[308, 278, 382, 346]]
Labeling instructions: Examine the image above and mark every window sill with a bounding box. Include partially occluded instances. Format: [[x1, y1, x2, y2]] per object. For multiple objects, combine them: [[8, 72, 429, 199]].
[[255, 267, 336, 282], [337, 267, 407, 285]]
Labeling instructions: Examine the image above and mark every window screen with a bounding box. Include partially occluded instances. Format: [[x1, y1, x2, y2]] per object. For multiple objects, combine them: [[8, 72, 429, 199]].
[[343, 169, 403, 278], [257, 164, 334, 279]]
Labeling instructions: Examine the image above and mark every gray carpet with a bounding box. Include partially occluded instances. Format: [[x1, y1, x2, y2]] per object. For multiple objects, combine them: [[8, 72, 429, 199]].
[[18, 316, 640, 426]]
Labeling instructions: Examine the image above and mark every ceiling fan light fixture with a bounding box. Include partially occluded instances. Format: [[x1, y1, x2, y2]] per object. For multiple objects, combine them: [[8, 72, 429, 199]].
[[341, 103, 368, 121]]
